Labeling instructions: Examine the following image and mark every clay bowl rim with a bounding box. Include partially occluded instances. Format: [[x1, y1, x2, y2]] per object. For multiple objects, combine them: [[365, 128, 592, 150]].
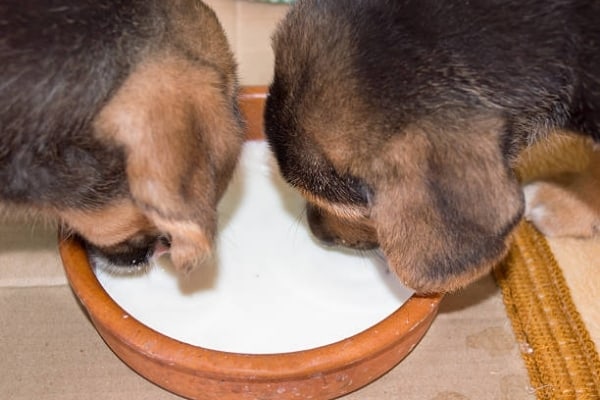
[[59, 233, 442, 381]]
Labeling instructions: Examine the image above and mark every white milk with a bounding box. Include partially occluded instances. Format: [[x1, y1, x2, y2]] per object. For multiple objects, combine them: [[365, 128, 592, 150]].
[[96, 141, 413, 354]]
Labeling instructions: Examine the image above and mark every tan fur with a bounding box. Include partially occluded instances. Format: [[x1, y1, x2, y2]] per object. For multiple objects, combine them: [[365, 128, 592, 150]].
[[57, 200, 156, 247], [304, 115, 523, 293], [300, 189, 370, 221], [93, 52, 242, 273], [306, 204, 378, 250], [85, 1, 242, 274], [69, 4, 242, 272]]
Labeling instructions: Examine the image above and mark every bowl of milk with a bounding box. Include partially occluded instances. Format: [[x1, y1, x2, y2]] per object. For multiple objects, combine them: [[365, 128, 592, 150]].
[[60, 93, 442, 400]]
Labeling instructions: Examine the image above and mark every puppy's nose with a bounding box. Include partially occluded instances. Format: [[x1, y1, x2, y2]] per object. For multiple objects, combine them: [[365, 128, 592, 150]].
[[306, 204, 336, 246], [312, 230, 338, 248], [153, 235, 172, 258]]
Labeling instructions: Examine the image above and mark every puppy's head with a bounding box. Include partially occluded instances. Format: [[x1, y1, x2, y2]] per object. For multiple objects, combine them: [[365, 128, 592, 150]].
[[265, 0, 524, 293], [63, 2, 243, 273]]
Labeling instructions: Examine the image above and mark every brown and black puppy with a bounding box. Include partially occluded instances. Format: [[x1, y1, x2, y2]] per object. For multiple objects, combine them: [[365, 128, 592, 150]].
[[0, 0, 244, 273], [265, 0, 600, 293]]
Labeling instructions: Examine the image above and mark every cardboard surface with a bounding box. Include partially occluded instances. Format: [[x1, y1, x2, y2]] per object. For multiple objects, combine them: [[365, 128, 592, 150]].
[[0, 219, 65, 287]]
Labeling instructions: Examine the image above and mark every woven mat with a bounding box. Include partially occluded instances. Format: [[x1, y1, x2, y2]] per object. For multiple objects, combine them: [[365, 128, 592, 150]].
[[494, 221, 600, 399]]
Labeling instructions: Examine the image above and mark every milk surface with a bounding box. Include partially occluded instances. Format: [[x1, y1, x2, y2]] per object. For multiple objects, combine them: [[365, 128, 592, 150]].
[[96, 141, 413, 354]]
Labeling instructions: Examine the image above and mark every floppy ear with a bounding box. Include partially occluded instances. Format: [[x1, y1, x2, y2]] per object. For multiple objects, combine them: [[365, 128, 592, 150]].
[[94, 55, 243, 273], [369, 117, 523, 293]]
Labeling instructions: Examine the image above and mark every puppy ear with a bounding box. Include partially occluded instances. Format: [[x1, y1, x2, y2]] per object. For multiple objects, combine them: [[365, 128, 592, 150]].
[[94, 55, 243, 273], [369, 117, 523, 293]]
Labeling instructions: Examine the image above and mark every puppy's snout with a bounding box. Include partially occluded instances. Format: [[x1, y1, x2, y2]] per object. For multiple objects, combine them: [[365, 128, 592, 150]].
[[306, 204, 378, 250], [86, 233, 170, 273], [307, 205, 336, 246]]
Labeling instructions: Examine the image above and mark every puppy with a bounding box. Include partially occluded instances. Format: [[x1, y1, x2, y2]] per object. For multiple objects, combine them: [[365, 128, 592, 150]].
[[265, 0, 600, 293], [0, 1, 244, 273]]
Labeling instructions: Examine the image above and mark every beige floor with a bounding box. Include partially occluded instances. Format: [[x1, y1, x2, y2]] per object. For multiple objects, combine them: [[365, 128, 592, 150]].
[[1, 1, 597, 399], [551, 236, 600, 346]]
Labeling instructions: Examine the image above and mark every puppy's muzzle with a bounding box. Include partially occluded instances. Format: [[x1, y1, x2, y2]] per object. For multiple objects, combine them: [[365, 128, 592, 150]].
[[85, 234, 171, 273], [306, 204, 378, 250]]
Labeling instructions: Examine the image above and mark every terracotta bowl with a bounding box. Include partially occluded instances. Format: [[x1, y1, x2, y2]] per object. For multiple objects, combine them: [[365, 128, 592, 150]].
[[59, 87, 442, 400]]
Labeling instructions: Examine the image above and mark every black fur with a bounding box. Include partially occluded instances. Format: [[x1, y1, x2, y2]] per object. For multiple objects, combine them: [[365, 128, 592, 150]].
[[0, 0, 164, 208], [267, 0, 599, 157], [266, 0, 600, 292]]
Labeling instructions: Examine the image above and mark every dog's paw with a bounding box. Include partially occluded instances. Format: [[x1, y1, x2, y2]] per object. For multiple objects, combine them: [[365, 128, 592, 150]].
[[523, 178, 600, 238]]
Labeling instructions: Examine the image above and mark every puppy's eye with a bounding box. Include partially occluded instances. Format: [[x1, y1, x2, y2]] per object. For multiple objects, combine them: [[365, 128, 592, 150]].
[[338, 173, 372, 206], [297, 165, 372, 209]]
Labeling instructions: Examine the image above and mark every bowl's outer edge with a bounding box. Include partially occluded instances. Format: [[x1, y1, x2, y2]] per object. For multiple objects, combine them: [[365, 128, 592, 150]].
[[58, 87, 443, 400], [60, 233, 441, 400]]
